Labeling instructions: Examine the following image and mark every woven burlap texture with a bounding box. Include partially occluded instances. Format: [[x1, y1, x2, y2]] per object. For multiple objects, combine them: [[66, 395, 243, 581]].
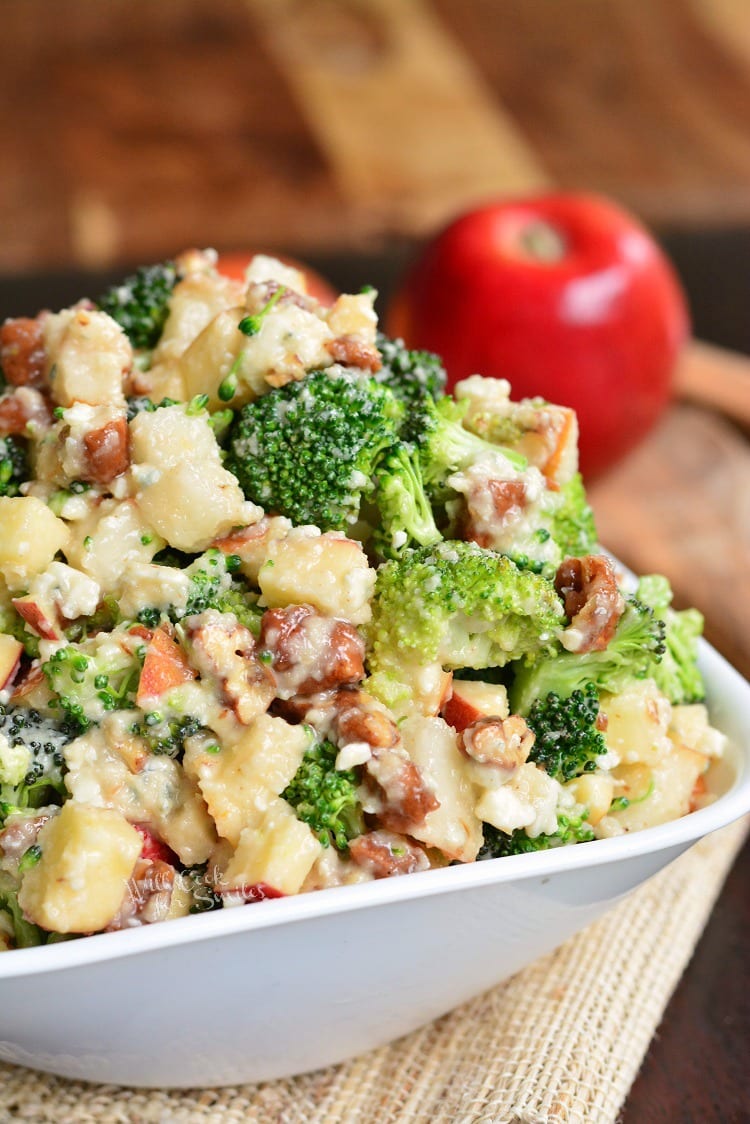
[[1, 818, 746, 1124]]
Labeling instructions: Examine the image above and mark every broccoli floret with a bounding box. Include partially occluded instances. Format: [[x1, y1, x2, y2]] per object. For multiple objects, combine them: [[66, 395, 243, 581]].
[[548, 473, 599, 558], [636, 575, 705, 704], [227, 370, 403, 531], [368, 542, 564, 703], [0, 706, 72, 823], [510, 597, 666, 715], [97, 261, 178, 349], [126, 395, 180, 421], [184, 549, 237, 615], [374, 444, 442, 559], [63, 596, 120, 645], [42, 626, 146, 732], [0, 435, 29, 497], [0, 600, 40, 658], [131, 713, 203, 758], [478, 810, 595, 859], [282, 739, 364, 851], [137, 550, 261, 635], [526, 683, 607, 781], [0, 871, 45, 948], [374, 334, 446, 441], [185, 551, 261, 633], [416, 396, 527, 490]]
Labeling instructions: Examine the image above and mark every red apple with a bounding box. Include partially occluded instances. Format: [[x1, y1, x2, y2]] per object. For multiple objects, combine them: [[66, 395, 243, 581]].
[[216, 252, 338, 307], [136, 627, 196, 706], [443, 679, 509, 733], [134, 824, 178, 866], [0, 634, 24, 690], [11, 596, 63, 641], [387, 193, 690, 478]]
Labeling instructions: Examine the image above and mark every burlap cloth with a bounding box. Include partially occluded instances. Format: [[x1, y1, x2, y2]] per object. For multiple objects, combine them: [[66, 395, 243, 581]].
[[1, 818, 746, 1124]]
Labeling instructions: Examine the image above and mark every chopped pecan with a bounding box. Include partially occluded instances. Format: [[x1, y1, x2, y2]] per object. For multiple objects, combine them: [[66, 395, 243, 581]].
[[555, 555, 625, 654], [107, 857, 176, 930], [186, 610, 276, 724], [461, 714, 535, 770], [460, 476, 528, 549], [327, 336, 382, 372], [366, 747, 439, 835], [246, 279, 316, 315], [331, 688, 399, 750], [0, 387, 53, 436], [487, 479, 528, 520], [349, 831, 430, 878], [0, 809, 56, 870], [258, 605, 365, 699], [0, 316, 46, 387], [81, 415, 130, 483]]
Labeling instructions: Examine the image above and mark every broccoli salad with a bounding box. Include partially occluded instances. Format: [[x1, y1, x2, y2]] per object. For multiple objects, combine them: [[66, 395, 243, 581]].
[[0, 249, 724, 949]]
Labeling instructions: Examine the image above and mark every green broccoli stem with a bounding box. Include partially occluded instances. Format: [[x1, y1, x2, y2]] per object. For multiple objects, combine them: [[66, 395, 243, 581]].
[[375, 444, 442, 558]]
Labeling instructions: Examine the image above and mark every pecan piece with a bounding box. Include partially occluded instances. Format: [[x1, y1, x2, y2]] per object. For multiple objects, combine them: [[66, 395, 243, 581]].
[[555, 554, 625, 654], [349, 831, 430, 878], [327, 336, 382, 372], [186, 610, 276, 724], [0, 316, 46, 387], [461, 714, 535, 770], [81, 415, 130, 483], [0, 387, 53, 436], [258, 605, 365, 699], [366, 747, 439, 834], [107, 857, 176, 930], [331, 688, 400, 750]]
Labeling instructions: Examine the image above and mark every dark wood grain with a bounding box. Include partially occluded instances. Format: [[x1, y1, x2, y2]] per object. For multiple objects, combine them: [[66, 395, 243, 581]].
[[433, 0, 750, 225], [620, 835, 750, 1124], [589, 403, 750, 681], [4, 0, 750, 273], [0, 0, 339, 271]]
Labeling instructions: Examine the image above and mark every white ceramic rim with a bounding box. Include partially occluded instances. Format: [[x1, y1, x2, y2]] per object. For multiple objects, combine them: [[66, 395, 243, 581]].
[[1, 638, 748, 980]]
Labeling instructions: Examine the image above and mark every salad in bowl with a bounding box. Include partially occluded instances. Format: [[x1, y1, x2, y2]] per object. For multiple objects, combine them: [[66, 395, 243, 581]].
[[0, 250, 726, 951]]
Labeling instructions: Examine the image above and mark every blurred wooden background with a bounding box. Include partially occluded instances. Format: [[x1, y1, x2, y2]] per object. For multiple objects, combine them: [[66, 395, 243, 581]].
[[1, 4, 749, 1116], [3, 0, 750, 275]]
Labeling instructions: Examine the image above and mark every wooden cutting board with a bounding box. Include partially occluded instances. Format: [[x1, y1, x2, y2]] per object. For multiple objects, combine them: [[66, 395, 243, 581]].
[[590, 343, 750, 679]]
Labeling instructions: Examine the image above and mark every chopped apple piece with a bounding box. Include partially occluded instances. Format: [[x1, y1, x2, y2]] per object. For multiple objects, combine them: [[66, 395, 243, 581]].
[[137, 626, 196, 706], [18, 803, 142, 933], [0, 497, 70, 591], [0, 633, 24, 689], [222, 798, 322, 895], [11, 596, 63, 641], [443, 679, 509, 732]]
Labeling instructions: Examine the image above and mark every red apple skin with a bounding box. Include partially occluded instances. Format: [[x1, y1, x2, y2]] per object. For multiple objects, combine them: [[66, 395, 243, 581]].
[[0, 635, 24, 690], [134, 824, 178, 866], [136, 627, 196, 706], [11, 597, 63, 641], [221, 883, 285, 904], [216, 252, 338, 307], [387, 194, 690, 478], [443, 680, 509, 733]]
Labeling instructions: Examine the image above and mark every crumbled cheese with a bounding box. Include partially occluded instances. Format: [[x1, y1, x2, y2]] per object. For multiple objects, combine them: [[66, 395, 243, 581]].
[[335, 741, 372, 770]]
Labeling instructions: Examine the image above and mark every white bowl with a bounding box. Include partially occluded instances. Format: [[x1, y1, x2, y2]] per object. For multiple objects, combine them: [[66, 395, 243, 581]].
[[0, 639, 748, 1089]]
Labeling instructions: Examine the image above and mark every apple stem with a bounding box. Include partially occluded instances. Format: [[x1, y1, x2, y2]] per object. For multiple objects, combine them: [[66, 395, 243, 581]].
[[520, 221, 567, 263]]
